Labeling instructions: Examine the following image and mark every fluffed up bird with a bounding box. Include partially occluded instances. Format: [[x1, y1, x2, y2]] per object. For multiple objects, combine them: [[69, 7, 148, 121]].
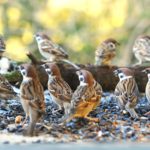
[[95, 38, 119, 66], [34, 32, 80, 69], [62, 69, 102, 123], [133, 35, 150, 66], [0, 74, 17, 100], [19, 64, 45, 136], [43, 63, 72, 115], [114, 68, 139, 118], [142, 68, 150, 104]]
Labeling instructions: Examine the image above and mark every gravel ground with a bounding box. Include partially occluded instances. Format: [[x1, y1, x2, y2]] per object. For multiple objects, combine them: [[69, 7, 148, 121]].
[[0, 89, 150, 144]]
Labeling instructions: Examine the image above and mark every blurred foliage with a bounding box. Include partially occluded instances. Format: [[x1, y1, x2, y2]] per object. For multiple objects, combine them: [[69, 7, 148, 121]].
[[0, 0, 149, 65]]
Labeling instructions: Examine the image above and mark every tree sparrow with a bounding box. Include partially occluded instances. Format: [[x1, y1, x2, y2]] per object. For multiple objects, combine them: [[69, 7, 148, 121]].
[[133, 35, 150, 66], [95, 38, 119, 66], [114, 68, 139, 118], [0, 35, 6, 53], [34, 32, 80, 69], [63, 69, 102, 123], [0, 74, 17, 100], [142, 68, 150, 104], [19, 64, 45, 136], [43, 63, 72, 115]]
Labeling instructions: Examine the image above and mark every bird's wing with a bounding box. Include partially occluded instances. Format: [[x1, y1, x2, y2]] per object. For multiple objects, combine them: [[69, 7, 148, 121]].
[[0, 75, 15, 94], [21, 79, 45, 112], [115, 78, 138, 106], [48, 77, 72, 102], [41, 40, 68, 58], [71, 85, 91, 110], [0, 38, 6, 50], [93, 81, 103, 96], [20, 78, 35, 100]]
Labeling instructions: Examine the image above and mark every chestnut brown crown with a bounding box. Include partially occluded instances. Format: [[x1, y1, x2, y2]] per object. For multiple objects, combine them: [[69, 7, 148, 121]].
[[114, 68, 134, 77], [76, 69, 94, 86], [44, 63, 61, 77], [35, 32, 51, 40]]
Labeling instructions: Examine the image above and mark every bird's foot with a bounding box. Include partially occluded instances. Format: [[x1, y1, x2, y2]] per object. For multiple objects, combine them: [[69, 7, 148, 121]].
[[85, 117, 100, 123]]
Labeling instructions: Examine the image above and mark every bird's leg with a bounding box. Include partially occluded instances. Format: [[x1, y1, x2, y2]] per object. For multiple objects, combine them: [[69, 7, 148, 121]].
[[53, 105, 63, 113], [125, 103, 138, 118], [84, 116, 100, 123], [21, 115, 29, 127]]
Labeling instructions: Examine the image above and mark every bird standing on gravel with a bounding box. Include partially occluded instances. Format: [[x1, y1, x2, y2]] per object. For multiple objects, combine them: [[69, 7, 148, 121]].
[[19, 64, 45, 136], [142, 68, 150, 104], [95, 38, 119, 66], [43, 63, 72, 115], [62, 69, 102, 123], [114, 68, 139, 118], [133, 35, 150, 66], [34, 32, 80, 69]]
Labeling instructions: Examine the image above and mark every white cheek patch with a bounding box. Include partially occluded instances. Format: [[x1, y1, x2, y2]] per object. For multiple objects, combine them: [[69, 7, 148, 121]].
[[148, 74, 150, 81]]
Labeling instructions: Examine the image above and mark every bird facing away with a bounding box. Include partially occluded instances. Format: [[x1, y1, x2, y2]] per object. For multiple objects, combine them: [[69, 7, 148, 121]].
[[0, 74, 17, 100], [114, 68, 139, 118], [0, 35, 6, 53], [43, 63, 72, 115], [133, 35, 150, 66], [95, 38, 119, 66], [142, 68, 150, 104], [62, 69, 102, 123], [19, 64, 45, 136], [34, 32, 80, 69]]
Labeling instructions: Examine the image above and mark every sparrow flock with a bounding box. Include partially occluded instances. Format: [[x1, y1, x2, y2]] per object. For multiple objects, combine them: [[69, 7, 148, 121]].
[[0, 33, 150, 136]]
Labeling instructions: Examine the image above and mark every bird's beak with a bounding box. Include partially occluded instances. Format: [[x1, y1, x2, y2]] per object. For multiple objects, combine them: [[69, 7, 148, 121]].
[[142, 69, 147, 74], [76, 71, 80, 75], [41, 64, 46, 68], [116, 42, 120, 46]]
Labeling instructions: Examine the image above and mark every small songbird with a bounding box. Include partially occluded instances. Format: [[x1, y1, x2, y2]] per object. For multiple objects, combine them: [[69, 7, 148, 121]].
[[43, 63, 72, 115], [133, 35, 150, 66], [0, 74, 17, 100], [142, 68, 150, 104], [34, 32, 80, 69], [114, 68, 139, 118], [0, 36, 10, 74], [19, 64, 45, 136], [0, 35, 6, 52], [63, 69, 102, 123], [95, 38, 119, 66]]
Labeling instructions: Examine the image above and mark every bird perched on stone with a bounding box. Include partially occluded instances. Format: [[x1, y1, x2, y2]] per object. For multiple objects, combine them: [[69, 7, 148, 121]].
[[34, 32, 80, 69], [95, 38, 119, 66], [43, 63, 72, 115], [0, 74, 17, 100], [114, 68, 139, 118], [19, 64, 45, 136], [62, 69, 102, 123], [142, 68, 150, 104], [133, 35, 150, 66]]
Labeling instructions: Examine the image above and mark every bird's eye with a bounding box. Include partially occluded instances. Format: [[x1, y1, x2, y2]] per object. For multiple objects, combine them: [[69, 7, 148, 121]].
[[21, 69, 26, 76], [120, 75, 123, 78], [79, 76, 84, 82], [109, 43, 115, 49]]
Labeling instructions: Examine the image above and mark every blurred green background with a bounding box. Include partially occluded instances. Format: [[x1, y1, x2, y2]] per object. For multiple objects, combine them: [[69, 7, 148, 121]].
[[0, 0, 149, 65]]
